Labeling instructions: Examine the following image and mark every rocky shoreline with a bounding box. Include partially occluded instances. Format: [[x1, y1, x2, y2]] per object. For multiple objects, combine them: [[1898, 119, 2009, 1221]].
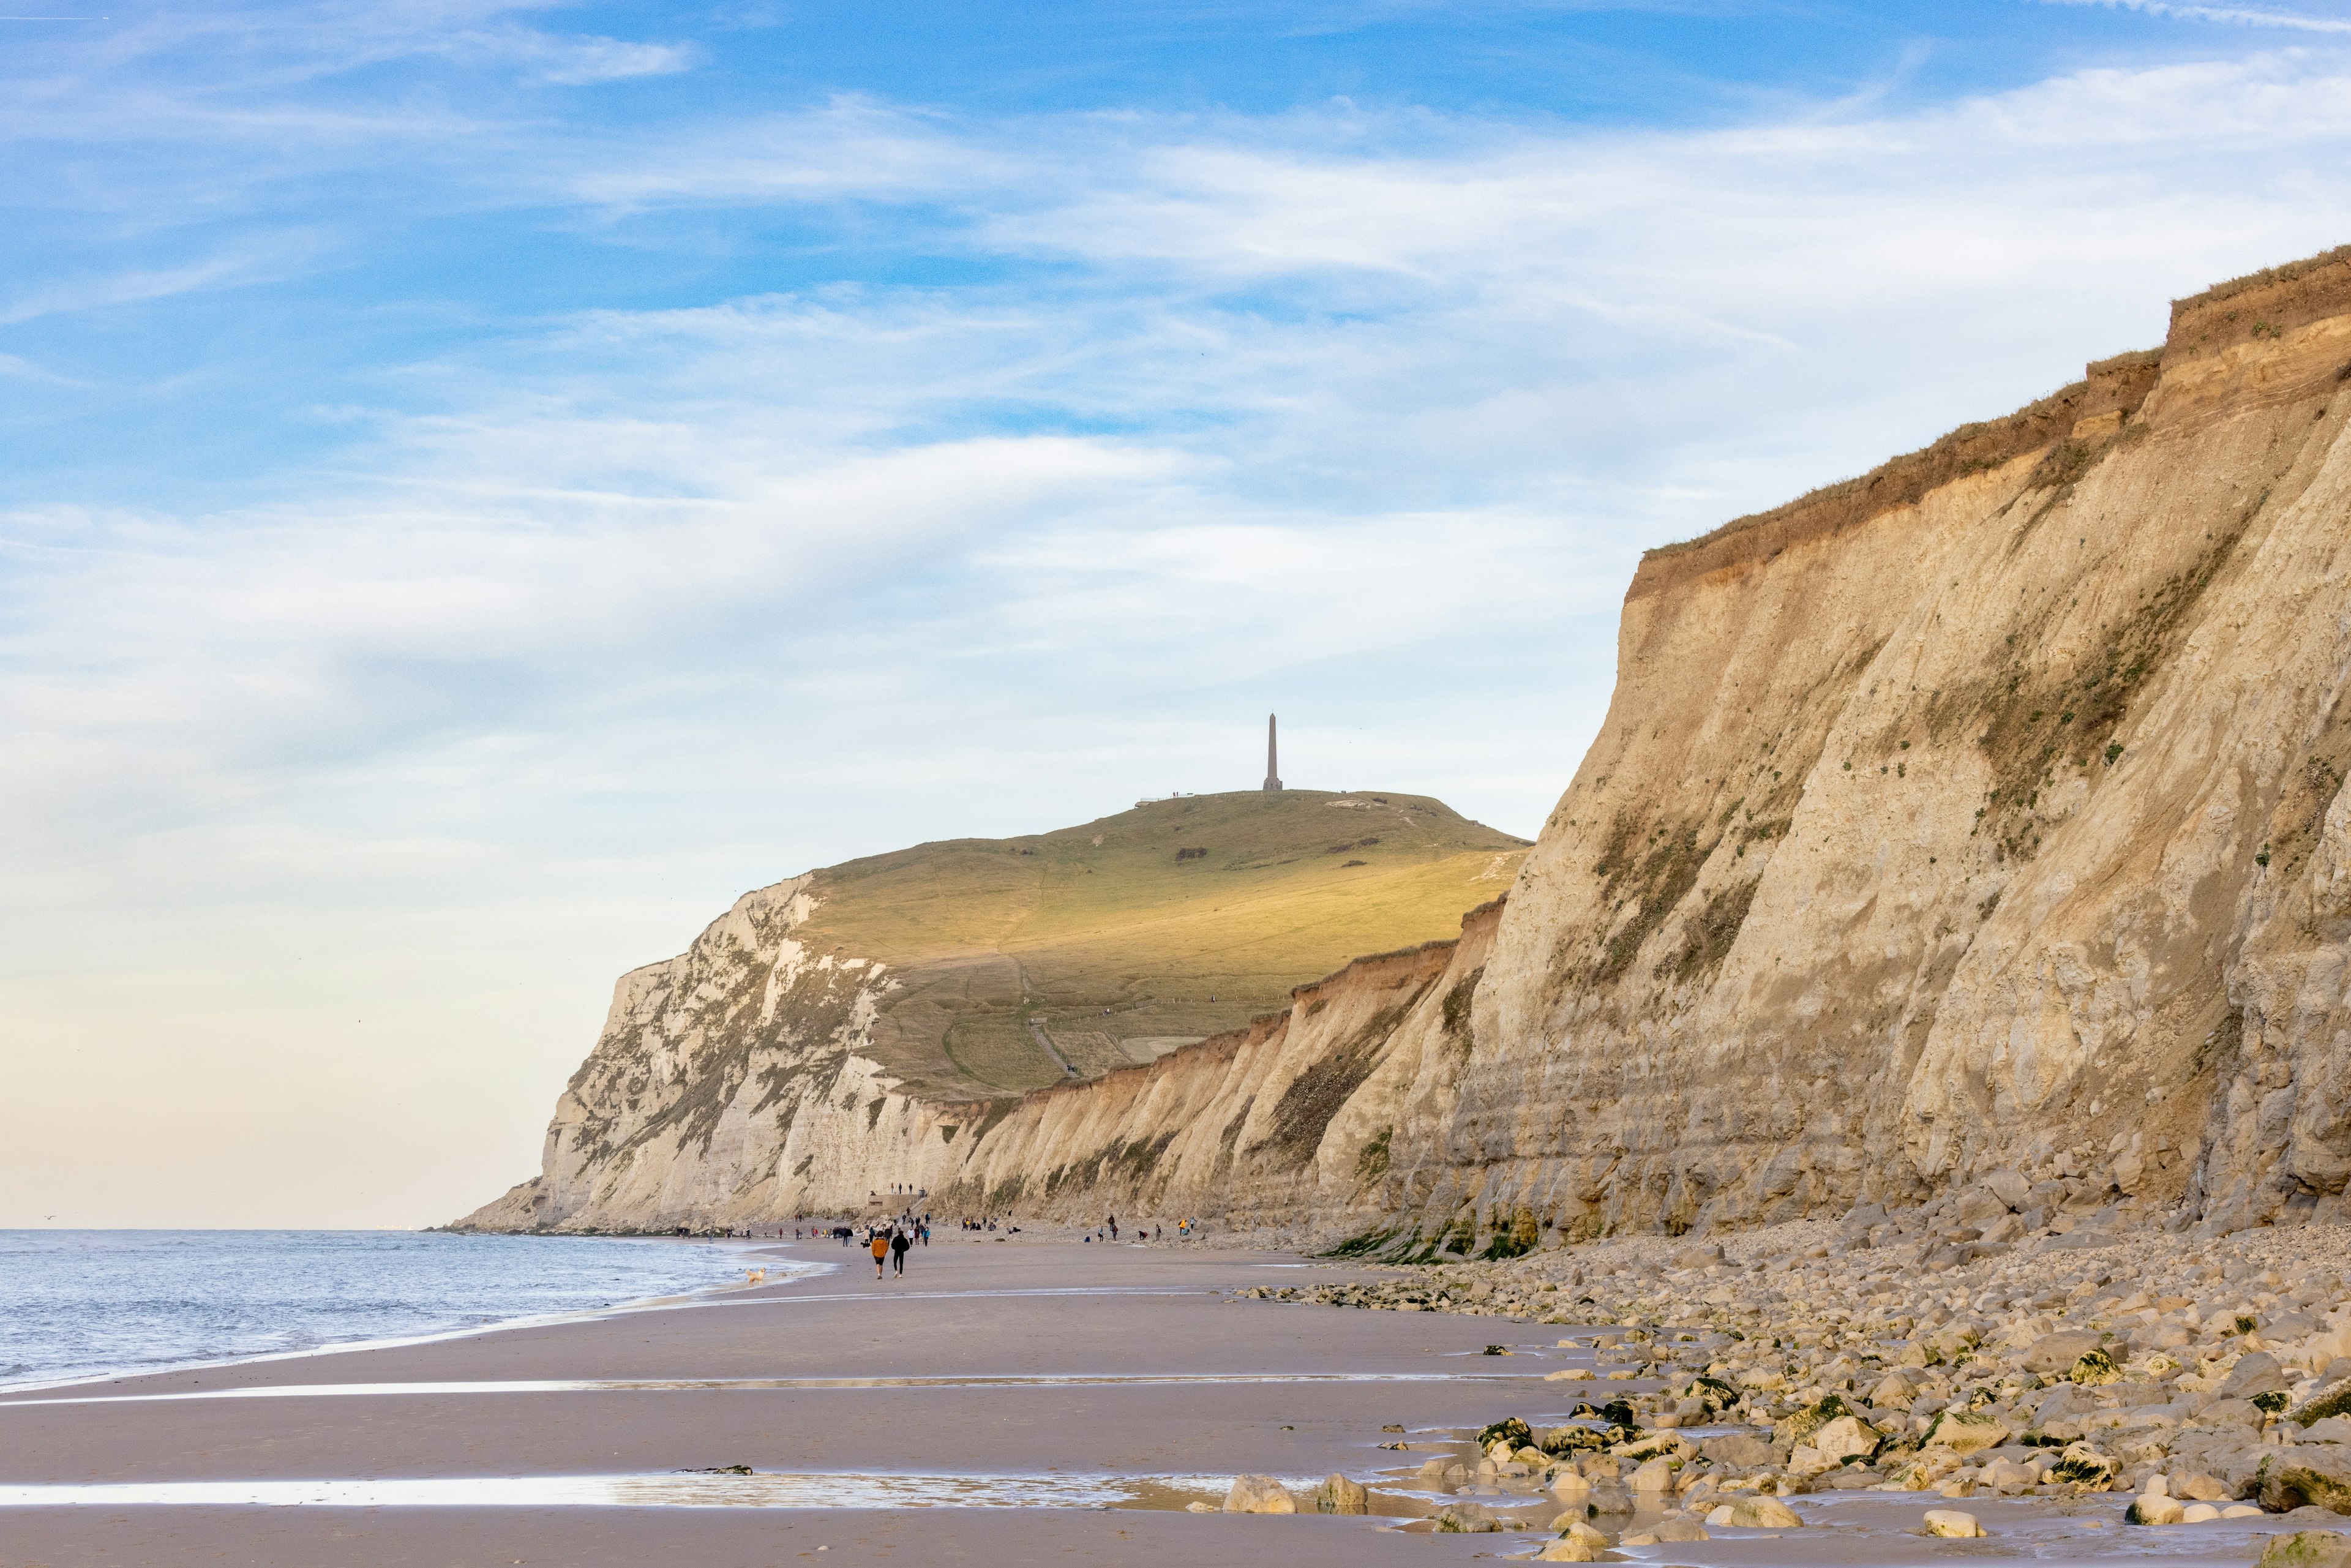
[[1230, 1202, 2351, 1561]]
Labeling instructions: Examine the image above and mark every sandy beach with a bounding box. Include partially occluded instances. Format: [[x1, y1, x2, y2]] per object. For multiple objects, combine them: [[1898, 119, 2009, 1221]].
[[0, 1236, 1548, 1567], [12, 1225, 2344, 1567]]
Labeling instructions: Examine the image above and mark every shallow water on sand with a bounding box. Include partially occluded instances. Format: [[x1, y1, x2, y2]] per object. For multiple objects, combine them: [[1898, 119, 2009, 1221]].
[[0, 1231, 787, 1389], [0, 1472, 1240, 1510]]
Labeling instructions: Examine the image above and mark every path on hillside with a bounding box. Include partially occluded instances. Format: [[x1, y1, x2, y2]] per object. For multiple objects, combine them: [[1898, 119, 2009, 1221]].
[[0, 1241, 1561, 1567], [1018, 958, 1081, 1079]]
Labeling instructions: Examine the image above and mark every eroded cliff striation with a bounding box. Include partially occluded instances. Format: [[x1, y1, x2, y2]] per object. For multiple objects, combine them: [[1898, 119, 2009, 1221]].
[[462, 246, 2351, 1246]]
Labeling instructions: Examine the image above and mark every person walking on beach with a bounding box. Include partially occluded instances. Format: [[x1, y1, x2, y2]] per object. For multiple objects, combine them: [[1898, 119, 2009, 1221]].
[[890, 1227, 911, 1276], [869, 1228, 888, 1280]]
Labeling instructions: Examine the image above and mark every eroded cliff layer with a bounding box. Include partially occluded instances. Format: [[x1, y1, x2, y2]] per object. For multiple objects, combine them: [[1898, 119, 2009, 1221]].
[[461, 246, 2351, 1245]]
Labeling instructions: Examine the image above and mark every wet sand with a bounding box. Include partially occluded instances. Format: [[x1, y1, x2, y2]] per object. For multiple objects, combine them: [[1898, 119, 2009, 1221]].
[[0, 1239, 1548, 1566]]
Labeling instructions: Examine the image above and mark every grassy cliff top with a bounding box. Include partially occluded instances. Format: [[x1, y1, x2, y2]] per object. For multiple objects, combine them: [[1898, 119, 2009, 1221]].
[[793, 790, 1528, 1100]]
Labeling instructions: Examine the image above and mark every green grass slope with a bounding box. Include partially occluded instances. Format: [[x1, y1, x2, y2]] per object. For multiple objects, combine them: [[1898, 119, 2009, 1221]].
[[792, 790, 1528, 1099]]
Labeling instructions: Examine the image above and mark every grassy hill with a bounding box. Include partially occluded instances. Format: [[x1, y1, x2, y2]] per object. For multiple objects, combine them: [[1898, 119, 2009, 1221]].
[[792, 790, 1528, 1100]]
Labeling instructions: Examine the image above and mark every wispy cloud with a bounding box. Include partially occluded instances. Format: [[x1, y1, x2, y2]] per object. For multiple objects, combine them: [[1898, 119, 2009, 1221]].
[[0, 242, 302, 324], [2033, 0, 2351, 34]]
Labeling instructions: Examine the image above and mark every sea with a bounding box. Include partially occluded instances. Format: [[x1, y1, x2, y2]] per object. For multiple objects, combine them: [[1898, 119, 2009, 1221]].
[[0, 1230, 778, 1390]]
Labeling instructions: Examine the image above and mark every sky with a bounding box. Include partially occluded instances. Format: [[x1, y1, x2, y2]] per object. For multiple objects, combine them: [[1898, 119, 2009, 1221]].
[[4, 0, 2350, 1229]]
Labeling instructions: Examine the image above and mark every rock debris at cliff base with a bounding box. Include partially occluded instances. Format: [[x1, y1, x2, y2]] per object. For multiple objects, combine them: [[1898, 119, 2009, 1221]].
[[1222, 1209, 2351, 1559]]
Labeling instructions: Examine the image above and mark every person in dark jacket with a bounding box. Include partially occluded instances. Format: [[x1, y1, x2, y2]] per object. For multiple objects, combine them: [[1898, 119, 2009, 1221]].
[[888, 1228, 912, 1276]]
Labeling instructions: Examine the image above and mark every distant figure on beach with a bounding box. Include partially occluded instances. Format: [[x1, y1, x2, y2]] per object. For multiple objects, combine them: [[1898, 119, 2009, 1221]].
[[890, 1228, 911, 1276], [1108, 1214, 1117, 1240], [869, 1229, 888, 1279]]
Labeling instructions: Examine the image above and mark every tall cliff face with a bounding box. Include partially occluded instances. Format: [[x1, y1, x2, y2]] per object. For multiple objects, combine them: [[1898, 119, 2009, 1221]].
[[461, 246, 2351, 1245], [1437, 244, 2351, 1244]]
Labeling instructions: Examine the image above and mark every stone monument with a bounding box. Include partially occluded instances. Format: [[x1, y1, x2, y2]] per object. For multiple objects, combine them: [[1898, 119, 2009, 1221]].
[[1262, 713, 1282, 792]]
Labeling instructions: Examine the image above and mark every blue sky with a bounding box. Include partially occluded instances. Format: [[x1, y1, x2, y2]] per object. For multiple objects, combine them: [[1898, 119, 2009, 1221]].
[[6, 0, 2351, 1226]]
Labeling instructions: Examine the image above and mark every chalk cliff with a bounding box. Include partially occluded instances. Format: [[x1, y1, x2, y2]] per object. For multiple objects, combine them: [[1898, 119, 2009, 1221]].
[[460, 246, 2351, 1245]]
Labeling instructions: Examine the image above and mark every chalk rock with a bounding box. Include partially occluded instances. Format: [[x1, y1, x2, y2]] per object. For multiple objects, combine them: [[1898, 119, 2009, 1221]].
[[1980, 1169, 2030, 1209], [1438, 1501, 1505, 1532], [1700, 1434, 1780, 1468], [1981, 1457, 2039, 1493], [2263, 1447, 2351, 1515], [2023, 1330, 2109, 1374], [1223, 1474, 1297, 1514], [2259, 1531, 2351, 1567], [1711, 1496, 1802, 1528], [2225, 1352, 2291, 1401], [1922, 1509, 1986, 1538], [1925, 1410, 2012, 1456], [1313, 1473, 1367, 1514], [1813, 1415, 1881, 1464]]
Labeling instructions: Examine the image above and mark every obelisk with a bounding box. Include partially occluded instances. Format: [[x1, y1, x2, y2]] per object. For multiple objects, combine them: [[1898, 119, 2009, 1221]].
[[1262, 713, 1282, 792]]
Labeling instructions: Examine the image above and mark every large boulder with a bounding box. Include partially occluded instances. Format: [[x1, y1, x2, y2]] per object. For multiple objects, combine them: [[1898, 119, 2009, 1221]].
[[1701, 1434, 1781, 1468], [1870, 1367, 1921, 1406], [2300, 1381, 2351, 1427], [1981, 1457, 2039, 1493], [2023, 1330, 2108, 1373], [1774, 1394, 1861, 1448], [1924, 1410, 2012, 1456], [1981, 1169, 2031, 1210], [1223, 1474, 1297, 1514], [2263, 1447, 2351, 1515], [2226, 1352, 2292, 1401], [1708, 1496, 1801, 1528], [2049, 1443, 2120, 1487], [1629, 1457, 1678, 1493], [1313, 1473, 1367, 1515], [1813, 1415, 1882, 1464], [1922, 1509, 1985, 1537], [1436, 1501, 1502, 1533], [2259, 1530, 2351, 1567]]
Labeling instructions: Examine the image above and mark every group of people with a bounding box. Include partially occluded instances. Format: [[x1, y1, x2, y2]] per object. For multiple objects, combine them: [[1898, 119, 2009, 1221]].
[[753, 1207, 1206, 1258], [866, 1218, 926, 1278]]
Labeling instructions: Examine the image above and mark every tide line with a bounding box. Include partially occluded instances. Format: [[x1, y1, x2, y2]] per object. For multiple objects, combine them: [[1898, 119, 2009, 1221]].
[[0, 1369, 1543, 1409]]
